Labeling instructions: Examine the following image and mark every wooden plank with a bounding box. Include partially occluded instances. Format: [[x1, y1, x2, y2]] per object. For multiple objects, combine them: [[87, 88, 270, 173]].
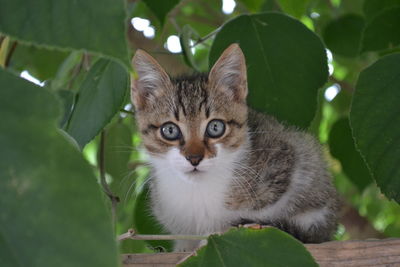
[[122, 238, 400, 266], [305, 238, 400, 267]]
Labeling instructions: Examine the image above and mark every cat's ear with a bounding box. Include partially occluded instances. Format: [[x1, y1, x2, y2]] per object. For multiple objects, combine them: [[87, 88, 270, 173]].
[[208, 44, 247, 102], [131, 49, 172, 110]]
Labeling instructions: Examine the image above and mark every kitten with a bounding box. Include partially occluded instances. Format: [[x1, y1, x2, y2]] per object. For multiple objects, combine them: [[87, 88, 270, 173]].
[[131, 44, 340, 252]]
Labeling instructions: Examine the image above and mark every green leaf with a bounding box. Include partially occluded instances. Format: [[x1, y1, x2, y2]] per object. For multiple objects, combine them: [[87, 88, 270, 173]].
[[0, 69, 119, 267], [363, 0, 400, 21], [56, 89, 75, 128], [134, 186, 173, 251], [350, 53, 400, 203], [50, 51, 83, 91], [276, 0, 311, 18], [0, 0, 130, 68], [180, 228, 318, 267], [143, 0, 180, 25], [9, 44, 69, 81], [210, 13, 328, 128], [66, 59, 129, 148], [329, 118, 373, 191], [104, 122, 133, 193], [180, 25, 199, 71], [361, 7, 400, 53], [238, 0, 265, 12], [323, 14, 365, 57]]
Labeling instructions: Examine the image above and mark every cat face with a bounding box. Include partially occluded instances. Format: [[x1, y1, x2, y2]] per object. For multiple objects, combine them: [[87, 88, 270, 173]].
[[131, 44, 248, 181]]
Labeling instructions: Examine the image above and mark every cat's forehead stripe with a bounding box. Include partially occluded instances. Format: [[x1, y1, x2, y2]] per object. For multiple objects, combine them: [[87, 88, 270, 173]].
[[172, 73, 209, 118]]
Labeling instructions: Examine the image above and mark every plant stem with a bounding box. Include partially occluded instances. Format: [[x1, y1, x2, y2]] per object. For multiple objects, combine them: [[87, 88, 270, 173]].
[[118, 229, 208, 241], [190, 27, 221, 48], [5, 41, 17, 67], [99, 130, 120, 228]]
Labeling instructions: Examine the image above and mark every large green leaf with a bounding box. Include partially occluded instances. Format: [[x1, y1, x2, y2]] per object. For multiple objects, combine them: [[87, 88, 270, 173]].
[[361, 7, 400, 53], [322, 14, 365, 58], [363, 0, 400, 21], [66, 59, 129, 148], [0, 69, 119, 267], [329, 118, 373, 191], [143, 0, 180, 25], [350, 53, 400, 203], [180, 228, 317, 267], [0, 0, 130, 68], [210, 13, 328, 128]]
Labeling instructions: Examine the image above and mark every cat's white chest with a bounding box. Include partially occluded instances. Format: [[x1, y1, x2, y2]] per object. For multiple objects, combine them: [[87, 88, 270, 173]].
[[152, 168, 234, 235]]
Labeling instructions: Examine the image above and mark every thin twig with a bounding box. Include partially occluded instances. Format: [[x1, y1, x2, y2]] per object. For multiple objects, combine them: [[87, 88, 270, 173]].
[[118, 229, 208, 241], [190, 27, 220, 48], [99, 131, 120, 228], [5, 41, 18, 67]]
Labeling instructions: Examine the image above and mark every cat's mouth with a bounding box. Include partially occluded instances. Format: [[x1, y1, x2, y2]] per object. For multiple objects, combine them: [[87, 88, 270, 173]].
[[186, 167, 203, 174]]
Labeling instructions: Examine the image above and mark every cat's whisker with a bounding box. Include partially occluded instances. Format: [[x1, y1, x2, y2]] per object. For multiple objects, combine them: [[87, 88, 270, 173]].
[[229, 170, 259, 209]]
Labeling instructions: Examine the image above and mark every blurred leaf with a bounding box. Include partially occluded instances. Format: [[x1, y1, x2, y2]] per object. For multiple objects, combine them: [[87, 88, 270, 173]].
[[10, 44, 68, 81], [323, 14, 365, 57], [143, 0, 180, 25], [239, 0, 266, 12], [276, 0, 311, 18], [261, 0, 281, 12], [210, 13, 328, 128], [180, 228, 318, 267], [177, 1, 222, 37], [66, 59, 129, 148], [104, 122, 132, 194], [0, 0, 130, 68], [56, 89, 75, 128], [0, 69, 119, 267], [329, 118, 373, 191], [363, 0, 400, 21], [350, 53, 400, 203], [308, 88, 324, 137], [361, 7, 400, 53], [339, 0, 364, 15], [50, 51, 83, 91], [134, 186, 173, 251], [180, 25, 199, 70]]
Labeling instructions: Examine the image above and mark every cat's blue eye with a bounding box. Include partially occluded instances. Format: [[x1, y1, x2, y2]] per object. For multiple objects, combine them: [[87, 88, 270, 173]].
[[206, 119, 225, 138], [160, 122, 181, 141]]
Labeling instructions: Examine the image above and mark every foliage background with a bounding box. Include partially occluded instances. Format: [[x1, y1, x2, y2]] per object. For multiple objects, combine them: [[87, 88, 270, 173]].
[[1, 0, 400, 265]]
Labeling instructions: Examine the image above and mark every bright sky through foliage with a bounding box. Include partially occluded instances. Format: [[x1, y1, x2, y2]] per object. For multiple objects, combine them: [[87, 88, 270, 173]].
[[222, 0, 236, 14], [20, 70, 44, 87]]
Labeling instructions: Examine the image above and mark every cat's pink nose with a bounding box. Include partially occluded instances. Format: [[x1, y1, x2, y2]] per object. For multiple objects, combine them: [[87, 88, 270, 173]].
[[185, 154, 203, 166]]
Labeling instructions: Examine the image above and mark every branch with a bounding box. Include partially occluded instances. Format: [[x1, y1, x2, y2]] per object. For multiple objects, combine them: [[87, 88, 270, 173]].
[[118, 229, 208, 242], [190, 27, 220, 48]]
